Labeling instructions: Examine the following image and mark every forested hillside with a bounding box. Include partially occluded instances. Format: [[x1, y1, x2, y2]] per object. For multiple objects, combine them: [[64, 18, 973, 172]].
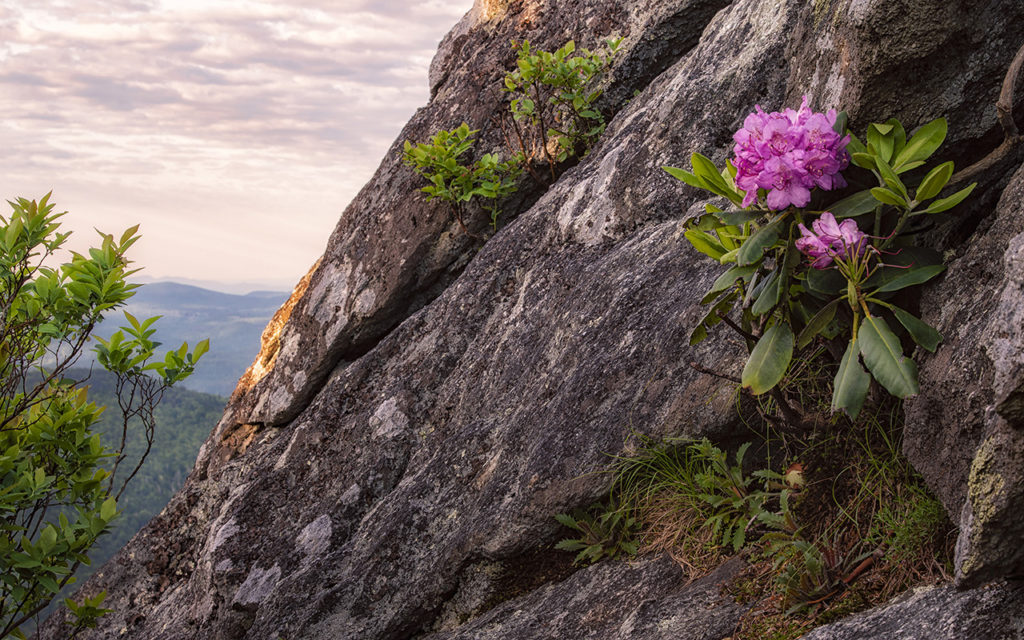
[[64, 368, 224, 587]]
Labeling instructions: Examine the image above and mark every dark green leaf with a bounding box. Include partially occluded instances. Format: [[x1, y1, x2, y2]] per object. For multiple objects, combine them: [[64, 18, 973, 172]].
[[742, 323, 794, 395], [805, 267, 845, 296], [888, 305, 943, 352], [873, 264, 945, 293], [859, 315, 919, 397], [707, 264, 757, 298], [737, 218, 783, 266], [828, 190, 877, 218], [718, 209, 764, 226], [832, 338, 870, 419], [797, 299, 840, 349], [750, 272, 783, 316]]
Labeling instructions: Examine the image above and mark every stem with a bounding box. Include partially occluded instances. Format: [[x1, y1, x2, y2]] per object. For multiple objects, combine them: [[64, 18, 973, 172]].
[[877, 208, 911, 251], [687, 361, 741, 384], [716, 311, 757, 348]]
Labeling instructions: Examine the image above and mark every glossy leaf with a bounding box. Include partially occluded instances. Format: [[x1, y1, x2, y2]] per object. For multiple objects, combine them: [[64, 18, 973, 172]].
[[828, 189, 877, 218], [805, 267, 845, 296], [888, 305, 942, 352], [751, 272, 783, 316], [851, 152, 876, 170], [797, 298, 840, 349], [870, 187, 906, 207], [663, 166, 704, 190], [875, 156, 908, 201], [873, 264, 945, 293], [832, 338, 871, 419], [924, 182, 977, 213], [915, 161, 954, 202], [859, 315, 919, 397], [684, 229, 728, 260], [892, 118, 947, 170], [718, 209, 763, 226], [707, 264, 757, 298], [867, 123, 894, 162], [742, 324, 794, 395], [737, 218, 783, 266]]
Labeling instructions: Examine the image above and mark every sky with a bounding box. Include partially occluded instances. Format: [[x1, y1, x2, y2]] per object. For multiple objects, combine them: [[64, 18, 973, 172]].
[[0, 0, 472, 293]]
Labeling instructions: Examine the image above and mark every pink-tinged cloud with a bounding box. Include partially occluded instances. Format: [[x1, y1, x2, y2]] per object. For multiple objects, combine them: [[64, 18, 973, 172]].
[[0, 0, 471, 291]]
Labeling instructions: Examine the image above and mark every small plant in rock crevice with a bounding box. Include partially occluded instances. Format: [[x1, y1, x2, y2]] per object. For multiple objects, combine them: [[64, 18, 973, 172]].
[[555, 403, 953, 634], [553, 500, 638, 565], [403, 37, 620, 238], [501, 38, 621, 181], [402, 123, 522, 237]]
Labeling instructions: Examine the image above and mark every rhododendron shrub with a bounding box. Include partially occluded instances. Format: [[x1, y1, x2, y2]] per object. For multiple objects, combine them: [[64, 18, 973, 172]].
[[664, 99, 976, 419]]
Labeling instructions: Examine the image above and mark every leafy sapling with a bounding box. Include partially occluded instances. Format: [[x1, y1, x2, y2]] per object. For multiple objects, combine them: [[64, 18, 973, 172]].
[[502, 38, 622, 180], [0, 194, 207, 638], [403, 123, 522, 236]]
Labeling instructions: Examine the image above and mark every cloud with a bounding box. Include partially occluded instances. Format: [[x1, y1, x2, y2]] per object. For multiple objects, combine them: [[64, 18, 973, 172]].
[[0, 0, 472, 287]]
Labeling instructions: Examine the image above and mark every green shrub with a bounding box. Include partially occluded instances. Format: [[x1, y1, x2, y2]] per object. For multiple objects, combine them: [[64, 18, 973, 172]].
[[402, 123, 522, 234], [0, 194, 205, 638], [503, 38, 621, 175]]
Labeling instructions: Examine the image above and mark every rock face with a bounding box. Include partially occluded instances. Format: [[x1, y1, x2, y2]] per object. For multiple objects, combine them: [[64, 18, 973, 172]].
[[422, 556, 747, 639], [905, 163, 1024, 587], [36, 0, 1024, 638], [802, 581, 1024, 640]]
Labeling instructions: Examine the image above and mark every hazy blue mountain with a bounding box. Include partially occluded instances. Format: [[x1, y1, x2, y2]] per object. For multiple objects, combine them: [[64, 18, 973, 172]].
[[92, 282, 289, 397]]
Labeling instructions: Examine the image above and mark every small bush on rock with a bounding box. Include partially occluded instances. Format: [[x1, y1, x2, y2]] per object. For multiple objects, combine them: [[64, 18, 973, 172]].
[[665, 98, 975, 420]]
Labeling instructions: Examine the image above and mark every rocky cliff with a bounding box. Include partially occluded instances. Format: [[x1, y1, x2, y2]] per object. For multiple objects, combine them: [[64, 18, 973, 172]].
[[38, 0, 1024, 638]]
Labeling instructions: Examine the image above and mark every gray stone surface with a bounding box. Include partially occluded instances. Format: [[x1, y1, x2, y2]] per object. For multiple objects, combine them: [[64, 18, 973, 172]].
[[802, 581, 1024, 640], [35, 0, 1024, 638], [422, 556, 746, 640], [906, 163, 1024, 587], [222, 0, 732, 431]]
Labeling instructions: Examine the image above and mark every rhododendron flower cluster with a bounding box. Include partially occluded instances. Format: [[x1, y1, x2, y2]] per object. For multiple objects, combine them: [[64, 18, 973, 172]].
[[732, 97, 850, 210], [795, 212, 867, 269]]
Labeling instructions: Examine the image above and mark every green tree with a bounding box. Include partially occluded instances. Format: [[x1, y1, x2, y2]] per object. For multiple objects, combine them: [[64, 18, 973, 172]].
[[0, 194, 206, 638]]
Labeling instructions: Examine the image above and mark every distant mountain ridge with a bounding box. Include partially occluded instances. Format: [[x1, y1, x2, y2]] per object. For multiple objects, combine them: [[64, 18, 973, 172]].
[[91, 281, 289, 397]]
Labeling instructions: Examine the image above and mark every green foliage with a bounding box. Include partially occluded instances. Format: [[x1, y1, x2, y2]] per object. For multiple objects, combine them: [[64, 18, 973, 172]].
[[0, 195, 205, 638], [867, 487, 947, 565], [666, 116, 976, 418], [62, 592, 111, 635], [554, 500, 638, 565], [503, 38, 621, 171], [403, 37, 620, 237], [402, 123, 522, 234], [567, 408, 951, 625], [687, 440, 800, 553]]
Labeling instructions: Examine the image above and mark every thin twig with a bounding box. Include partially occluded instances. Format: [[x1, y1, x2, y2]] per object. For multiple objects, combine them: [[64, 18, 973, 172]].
[[688, 361, 741, 384], [716, 311, 757, 344]]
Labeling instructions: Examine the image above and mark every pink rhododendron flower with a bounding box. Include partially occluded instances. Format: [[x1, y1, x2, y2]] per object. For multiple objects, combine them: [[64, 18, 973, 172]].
[[732, 97, 849, 210], [796, 212, 867, 269]]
